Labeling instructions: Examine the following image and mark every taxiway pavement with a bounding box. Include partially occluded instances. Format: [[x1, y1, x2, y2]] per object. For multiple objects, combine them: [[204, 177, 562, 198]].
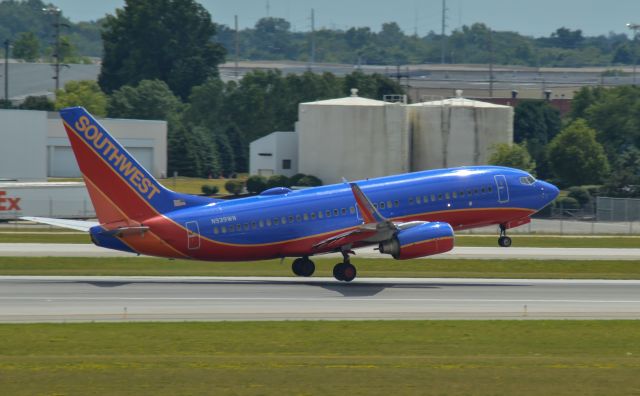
[[0, 243, 639, 260], [1, 276, 638, 322]]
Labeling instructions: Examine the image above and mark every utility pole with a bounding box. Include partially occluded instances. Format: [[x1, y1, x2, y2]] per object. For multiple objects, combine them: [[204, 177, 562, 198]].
[[627, 23, 640, 85], [266, 0, 270, 17], [441, 0, 447, 64], [43, 6, 67, 92], [234, 15, 239, 80], [489, 29, 494, 97], [309, 8, 316, 71], [3, 39, 9, 102]]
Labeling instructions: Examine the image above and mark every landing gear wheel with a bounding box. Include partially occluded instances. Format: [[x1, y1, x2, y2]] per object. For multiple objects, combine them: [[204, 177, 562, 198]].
[[497, 224, 512, 248], [333, 262, 357, 282], [292, 257, 315, 277], [498, 236, 512, 247]]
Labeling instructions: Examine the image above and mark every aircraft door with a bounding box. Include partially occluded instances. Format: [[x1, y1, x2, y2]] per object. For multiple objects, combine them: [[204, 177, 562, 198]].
[[494, 175, 510, 203], [185, 221, 201, 250]]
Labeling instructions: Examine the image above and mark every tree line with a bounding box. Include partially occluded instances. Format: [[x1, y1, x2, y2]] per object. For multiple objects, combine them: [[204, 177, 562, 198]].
[[2, 0, 638, 68]]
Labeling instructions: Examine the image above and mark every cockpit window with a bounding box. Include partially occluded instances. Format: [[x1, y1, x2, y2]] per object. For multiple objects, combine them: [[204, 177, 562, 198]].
[[519, 175, 536, 185]]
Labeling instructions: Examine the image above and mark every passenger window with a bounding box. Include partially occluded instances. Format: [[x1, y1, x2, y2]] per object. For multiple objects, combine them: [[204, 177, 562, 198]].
[[303, 213, 309, 221], [259, 220, 264, 228], [311, 212, 317, 220], [488, 186, 493, 193], [474, 188, 479, 195], [266, 218, 272, 227], [341, 208, 347, 215], [213, 227, 219, 234], [295, 214, 301, 222], [288, 215, 294, 223], [394, 200, 399, 207], [423, 196, 428, 203], [387, 201, 392, 208], [333, 209, 339, 216], [326, 210, 331, 217], [221, 227, 227, 234], [350, 206, 356, 214], [431, 194, 436, 201], [373, 203, 378, 209], [438, 193, 443, 200], [228, 225, 234, 233], [236, 224, 242, 232], [380, 202, 386, 209], [408, 197, 414, 205], [460, 191, 465, 197], [282, 217, 287, 224], [318, 211, 324, 219], [274, 218, 280, 225], [251, 221, 256, 230], [416, 196, 422, 204], [452, 192, 457, 199], [467, 189, 472, 196], [445, 192, 450, 199], [481, 187, 485, 193], [244, 223, 249, 231]]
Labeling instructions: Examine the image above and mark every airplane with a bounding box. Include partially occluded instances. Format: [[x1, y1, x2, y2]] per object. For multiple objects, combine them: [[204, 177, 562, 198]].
[[24, 107, 559, 282]]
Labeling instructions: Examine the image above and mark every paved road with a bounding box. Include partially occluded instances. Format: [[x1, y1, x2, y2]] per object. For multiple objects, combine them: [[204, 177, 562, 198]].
[[0, 243, 638, 260], [1, 276, 638, 322]]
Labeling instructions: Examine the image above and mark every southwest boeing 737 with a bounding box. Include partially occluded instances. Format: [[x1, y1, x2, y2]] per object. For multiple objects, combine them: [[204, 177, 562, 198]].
[[25, 107, 559, 282]]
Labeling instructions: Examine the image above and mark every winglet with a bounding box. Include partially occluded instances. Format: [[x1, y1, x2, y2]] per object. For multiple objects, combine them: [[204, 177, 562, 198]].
[[349, 183, 386, 224]]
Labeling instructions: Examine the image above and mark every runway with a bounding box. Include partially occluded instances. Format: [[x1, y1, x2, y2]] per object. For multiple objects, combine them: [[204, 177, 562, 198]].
[[1, 243, 639, 260], [1, 276, 639, 322]]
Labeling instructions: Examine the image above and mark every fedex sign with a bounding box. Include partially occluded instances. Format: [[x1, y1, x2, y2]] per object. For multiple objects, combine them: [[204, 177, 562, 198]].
[[0, 191, 21, 211]]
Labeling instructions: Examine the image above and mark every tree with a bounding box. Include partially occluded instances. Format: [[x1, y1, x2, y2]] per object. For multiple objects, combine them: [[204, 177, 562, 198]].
[[547, 119, 610, 187], [266, 175, 290, 189], [12, 32, 40, 62], [513, 100, 561, 177], [55, 80, 108, 116], [488, 143, 536, 174], [99, 0, 226, 99], [108, 79, 182, 120], [245, 175, 267, 194], [601, 147, 640, 197], [18, 96, 54, 111]]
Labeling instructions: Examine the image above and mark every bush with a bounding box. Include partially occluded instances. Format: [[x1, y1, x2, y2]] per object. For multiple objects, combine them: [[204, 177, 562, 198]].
[[289, 173, 307, 186], [567, 186, 591, 207], [266, 175, 290, 189], [556, 196, 579, 210], [224, 180, 244, 195], [297, 175, 323, 187], [246, 175, 268, 194], [201, 185, 219, 196]]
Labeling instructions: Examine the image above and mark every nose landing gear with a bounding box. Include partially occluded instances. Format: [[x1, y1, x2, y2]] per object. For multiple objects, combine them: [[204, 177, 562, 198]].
[[498, 224, 512, 247]]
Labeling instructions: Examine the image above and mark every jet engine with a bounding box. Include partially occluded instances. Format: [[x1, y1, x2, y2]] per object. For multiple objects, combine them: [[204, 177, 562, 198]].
[[379, 222, 454, 259]]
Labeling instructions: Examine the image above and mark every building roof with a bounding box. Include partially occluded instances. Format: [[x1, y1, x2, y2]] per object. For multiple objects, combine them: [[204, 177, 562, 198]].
[[409, 97, 511, 108], [301, 94, 386, 107]]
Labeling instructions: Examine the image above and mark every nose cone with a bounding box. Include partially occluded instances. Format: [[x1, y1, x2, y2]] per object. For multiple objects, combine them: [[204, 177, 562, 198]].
[[539, 180, 560, 204]]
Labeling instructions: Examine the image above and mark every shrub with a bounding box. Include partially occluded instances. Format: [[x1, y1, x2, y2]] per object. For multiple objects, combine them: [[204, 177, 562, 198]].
[[297, 175, 323, 187], [289, 173, 307, 186], [246, 175, 268, 194], [224, 180, 244, 195], [556, 196, 579, 210], [567, 186, 591, 207], [201, 185, 219, 196], [266, 175, 290, 189]]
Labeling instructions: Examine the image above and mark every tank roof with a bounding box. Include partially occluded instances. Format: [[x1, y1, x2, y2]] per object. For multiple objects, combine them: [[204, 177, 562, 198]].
[[301, 96, 386, 106], [409, 97, 511, 108]]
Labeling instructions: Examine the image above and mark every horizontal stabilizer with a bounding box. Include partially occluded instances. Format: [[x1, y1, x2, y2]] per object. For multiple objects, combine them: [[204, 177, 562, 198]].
[[20, 216, 98, 232], [99, 226, 150, 237]]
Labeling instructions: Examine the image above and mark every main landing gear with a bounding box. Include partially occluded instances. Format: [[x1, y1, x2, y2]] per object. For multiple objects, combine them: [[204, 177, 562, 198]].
[[333, 250, 357, 282], [292, 257, 315, 277], [498, 224, 512, 247]]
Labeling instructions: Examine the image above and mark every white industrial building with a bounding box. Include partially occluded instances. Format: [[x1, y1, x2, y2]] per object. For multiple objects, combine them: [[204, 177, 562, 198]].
[[249, 131, 298, 177], [0, 109, 167, 181], [289, 90, 514, 184]]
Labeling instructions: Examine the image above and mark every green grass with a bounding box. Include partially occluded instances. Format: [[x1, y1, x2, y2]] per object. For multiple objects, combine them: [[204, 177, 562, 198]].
[[1, 256, 639, 279], [0, 321, 639, 395], [2, 232, 640, 247]]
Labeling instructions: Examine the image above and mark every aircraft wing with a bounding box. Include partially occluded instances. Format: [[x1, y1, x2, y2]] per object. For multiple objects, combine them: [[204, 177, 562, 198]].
[[20, 216, 98, 232], [312, 183, 427, 252]]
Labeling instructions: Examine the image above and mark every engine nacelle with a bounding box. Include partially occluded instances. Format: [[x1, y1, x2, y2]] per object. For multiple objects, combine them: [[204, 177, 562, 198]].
[[379, 222, 454, 260]]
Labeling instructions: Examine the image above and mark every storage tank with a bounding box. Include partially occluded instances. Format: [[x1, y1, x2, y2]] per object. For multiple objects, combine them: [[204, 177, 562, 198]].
[[408, 94, 513, 171], [297, 90, 410, 184]]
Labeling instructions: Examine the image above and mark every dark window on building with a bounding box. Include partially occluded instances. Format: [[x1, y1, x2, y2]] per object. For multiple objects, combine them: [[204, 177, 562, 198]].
[[282, 159, 291, 169]]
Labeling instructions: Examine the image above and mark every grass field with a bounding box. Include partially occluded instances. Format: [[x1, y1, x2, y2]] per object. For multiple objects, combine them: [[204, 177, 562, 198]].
[[1, 231, 639, 247], [0, 256, 639, 279], [0, 321, 639, 395]]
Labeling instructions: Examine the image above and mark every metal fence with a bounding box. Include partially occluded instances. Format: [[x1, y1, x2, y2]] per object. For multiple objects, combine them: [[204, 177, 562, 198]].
[[597, 197, 640, 222]]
